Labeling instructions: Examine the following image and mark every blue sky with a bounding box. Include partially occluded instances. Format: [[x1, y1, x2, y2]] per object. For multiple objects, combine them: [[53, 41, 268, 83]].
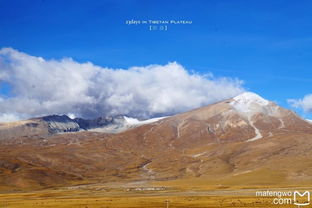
[[0, 0, 312, 119]]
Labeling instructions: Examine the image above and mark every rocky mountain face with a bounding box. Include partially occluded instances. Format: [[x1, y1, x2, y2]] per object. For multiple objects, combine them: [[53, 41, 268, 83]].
[[74, 116, 125, 130], [42, 115, 80, 133], [0, 114, 165, 139], [0, 115, 81, 139], [1, 92, 312, 190]]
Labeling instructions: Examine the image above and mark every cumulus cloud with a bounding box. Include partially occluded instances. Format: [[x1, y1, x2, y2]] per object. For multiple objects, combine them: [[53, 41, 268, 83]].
[[0, 113, 21, 122], [288, 94, 312, 113], [0, 48, 244, 121]]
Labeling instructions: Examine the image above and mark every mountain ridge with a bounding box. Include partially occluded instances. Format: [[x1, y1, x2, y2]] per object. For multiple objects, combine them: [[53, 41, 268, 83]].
[[0, 114, 167, 139], [0, 92, 311, 141], [1, 92, 312, 190]]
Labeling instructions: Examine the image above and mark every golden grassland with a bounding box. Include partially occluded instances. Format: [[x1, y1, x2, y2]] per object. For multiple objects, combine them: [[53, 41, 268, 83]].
[[0, 178, 311, 208], [0, 188, 305, 208], [0, 194, 277, 208]]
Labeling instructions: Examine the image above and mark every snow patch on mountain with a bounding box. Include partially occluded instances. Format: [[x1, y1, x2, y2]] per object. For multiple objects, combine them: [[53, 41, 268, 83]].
[[230, 92, 288, 121], [124, 116, 167, 126], [89, 116, 168, 133], [230, 92, 269, 114], [229, 92, 268, 141], [67, 113, 76, 119]]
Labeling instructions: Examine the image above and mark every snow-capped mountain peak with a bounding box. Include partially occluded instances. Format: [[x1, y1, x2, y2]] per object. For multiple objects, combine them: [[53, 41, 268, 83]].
[[230, 92, 270, 114], [233, 92, 269, 106]]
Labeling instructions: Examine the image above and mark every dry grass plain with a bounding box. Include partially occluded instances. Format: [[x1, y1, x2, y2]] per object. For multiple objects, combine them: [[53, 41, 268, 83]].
[[1, 132, 312, 207], [0, 180, 310, 208]]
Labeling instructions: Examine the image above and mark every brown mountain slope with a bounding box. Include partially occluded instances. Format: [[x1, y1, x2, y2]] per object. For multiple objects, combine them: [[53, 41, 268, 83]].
[[0, 92, 312, 191], [0, 119, 49, 140]]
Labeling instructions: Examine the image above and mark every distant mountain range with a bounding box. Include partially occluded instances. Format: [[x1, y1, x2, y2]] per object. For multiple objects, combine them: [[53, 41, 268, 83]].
[[1, 92, 312, 190], [0, 114, 165, 139]]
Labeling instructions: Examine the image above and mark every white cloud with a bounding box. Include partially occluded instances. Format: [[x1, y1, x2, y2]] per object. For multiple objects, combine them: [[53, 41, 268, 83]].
[[0, 113, 21, 122], [288, 94, 312, 113], [0, 47, 245, 121]]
